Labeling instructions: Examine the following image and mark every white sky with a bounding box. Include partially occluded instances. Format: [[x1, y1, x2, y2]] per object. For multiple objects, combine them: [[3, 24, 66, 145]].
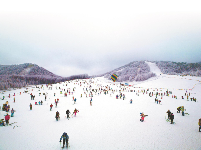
[[0, 0, 201, 77]]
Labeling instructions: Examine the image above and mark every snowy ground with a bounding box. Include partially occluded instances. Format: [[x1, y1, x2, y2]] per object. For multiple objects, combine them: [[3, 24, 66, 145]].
[[0, 63, 201, 150]]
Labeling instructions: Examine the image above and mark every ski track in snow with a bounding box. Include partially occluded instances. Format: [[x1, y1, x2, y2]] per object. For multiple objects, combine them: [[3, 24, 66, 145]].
[[0, 73, 201, 150], [145, 61, 162, 76]]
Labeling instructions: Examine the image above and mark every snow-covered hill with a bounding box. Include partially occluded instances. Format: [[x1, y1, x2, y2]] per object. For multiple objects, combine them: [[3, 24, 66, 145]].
[[102, 61, 156, 82]]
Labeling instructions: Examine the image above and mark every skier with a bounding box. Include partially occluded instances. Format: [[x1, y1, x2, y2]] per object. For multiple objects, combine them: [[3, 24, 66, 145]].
[[56, 111, 60, 121], [30, 103, 32, 110], [11, 108, 15, 117], [73, 108, 79, 117], [130, 99, 132, 104], [5, 113, 10, 126], [66, 110, 71, 119], [50, 104, 53, 111], [90, 98, 92, 106], [199, 118, 201, 132], [170, 113, 174, 124], [0, 119, 5, 126], [59, 132, 69, 148], [181, 106, 185, 116], [74, 98, 77, 104], [123, 94, 125, 100], [140, 113, 145, 122], [166, 110, 171, 119], [177, 107, 181, 113], [41, 100, 43, 105]]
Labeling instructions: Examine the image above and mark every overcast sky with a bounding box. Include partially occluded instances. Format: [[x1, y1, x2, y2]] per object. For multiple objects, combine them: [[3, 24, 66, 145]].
[[0, 0, 201, 77]]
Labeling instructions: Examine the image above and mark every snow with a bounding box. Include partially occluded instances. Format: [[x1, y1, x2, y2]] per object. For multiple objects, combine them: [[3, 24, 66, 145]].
[[19, 67, 31, 75], [145, 61, 162, 76], [0, 63, 201, 150]]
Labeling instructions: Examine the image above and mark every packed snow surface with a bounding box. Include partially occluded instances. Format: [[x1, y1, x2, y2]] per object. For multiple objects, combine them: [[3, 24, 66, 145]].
[[0, 63, 201, 150]]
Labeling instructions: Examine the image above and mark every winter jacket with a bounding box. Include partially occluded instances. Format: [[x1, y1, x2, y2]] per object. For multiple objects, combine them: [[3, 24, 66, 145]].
[[199, 119, 201, 126], [5, 115, 10, 121], [170, 114, 174, 120], [166, 110, 171, 116], [62, 133, 69, 140], [66, 110, 70, 115]]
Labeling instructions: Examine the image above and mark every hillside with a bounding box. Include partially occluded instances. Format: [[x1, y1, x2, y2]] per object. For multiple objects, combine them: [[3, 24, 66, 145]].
[[154, 61, 201, 76], [0, 63, 58, 77], [1, 60, 201, 90], [98, 61, 156, 82], [0, 63, 88, 90]]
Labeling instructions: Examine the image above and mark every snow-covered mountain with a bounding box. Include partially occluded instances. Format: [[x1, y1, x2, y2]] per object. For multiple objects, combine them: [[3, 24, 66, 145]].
[[155, 61, 201, 76], [100, 61, 156, 82], [0, 63, 89, 90], [1, 60, 201, 90]]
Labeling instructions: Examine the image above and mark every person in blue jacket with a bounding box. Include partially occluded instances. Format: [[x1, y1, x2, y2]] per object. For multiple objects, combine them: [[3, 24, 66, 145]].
[[59, 132, 69, 148]]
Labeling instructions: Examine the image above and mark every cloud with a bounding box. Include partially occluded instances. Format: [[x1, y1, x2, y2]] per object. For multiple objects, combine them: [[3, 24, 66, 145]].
[[0, 1, 201, 76]]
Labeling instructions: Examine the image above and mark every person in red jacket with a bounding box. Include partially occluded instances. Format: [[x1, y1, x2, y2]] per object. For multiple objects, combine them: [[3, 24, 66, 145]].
[[5, 113, 10, 126], [50, 104, 53, 111], [140, 113, 145, 122], [30, 103, 32, 110]]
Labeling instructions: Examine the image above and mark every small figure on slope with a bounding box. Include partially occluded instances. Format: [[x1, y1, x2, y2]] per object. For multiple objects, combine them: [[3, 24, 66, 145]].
[[0, 119, 5, 126], [73, 108, 79, 117], [11, 108, 15, 117], [56, 111, 60, 121], [5, 113, 10, 126], [170, 113, 174, 124], [140, 113, 145, 122], [90, 98, 92, 106], [30, 103, 32, 110], [74, 98, 77, 104], [130, 99, 132, 104], [177, 107, 181, 113], [181, 106, 185, 116], [59, 132, 69, 148], [199, 118, 201, 132], [66, 110, 71, 119], [166, 110, 171, 120], [50, 104, 53, 111]]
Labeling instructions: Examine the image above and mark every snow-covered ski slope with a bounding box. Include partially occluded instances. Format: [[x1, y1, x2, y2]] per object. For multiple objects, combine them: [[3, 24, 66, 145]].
[[0, 71, 201, 150], [145, 61, 162, 76]]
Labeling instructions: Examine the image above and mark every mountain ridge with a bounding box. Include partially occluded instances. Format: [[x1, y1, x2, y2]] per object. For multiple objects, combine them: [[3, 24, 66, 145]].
[[0, 60, 201, 90]]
